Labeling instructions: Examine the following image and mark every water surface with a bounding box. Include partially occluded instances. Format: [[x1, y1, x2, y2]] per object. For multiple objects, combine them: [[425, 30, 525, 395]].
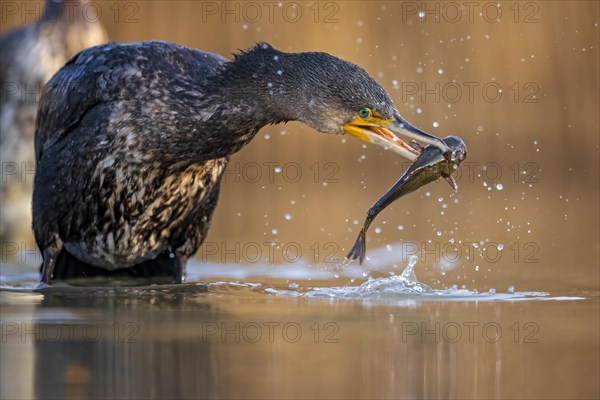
[[1, 254, 597, 399]]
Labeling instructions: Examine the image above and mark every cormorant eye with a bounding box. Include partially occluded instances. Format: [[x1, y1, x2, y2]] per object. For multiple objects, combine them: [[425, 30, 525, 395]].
[[358, 108, 372, 119]]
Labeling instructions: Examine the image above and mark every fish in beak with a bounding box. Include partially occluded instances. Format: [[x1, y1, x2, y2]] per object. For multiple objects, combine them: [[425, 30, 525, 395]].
[[346, 135, 467, 264], [343, 112, 450, 161]]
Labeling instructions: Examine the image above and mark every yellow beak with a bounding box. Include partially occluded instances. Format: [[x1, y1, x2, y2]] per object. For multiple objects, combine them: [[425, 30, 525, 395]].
[[343, 113, 449, 160]]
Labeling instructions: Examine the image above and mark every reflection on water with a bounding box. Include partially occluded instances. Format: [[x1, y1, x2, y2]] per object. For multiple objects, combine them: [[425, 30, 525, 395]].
[[1, 257, 598, 399]]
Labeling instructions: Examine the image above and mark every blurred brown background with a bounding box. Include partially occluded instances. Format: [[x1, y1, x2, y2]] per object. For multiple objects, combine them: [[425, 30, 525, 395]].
[[1, 0, 598, 291]]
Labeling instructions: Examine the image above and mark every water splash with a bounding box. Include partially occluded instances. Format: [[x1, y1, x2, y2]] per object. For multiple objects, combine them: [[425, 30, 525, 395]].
[[263, 257, 579, 301], [400, 255, 419, 283], [269, 257, 460, 298], [347, 255, 435, 295]]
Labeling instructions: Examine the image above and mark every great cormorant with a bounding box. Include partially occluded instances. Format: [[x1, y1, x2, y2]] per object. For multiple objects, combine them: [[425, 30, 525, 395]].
[[33, 41, 450, 283], [0, 0, 107, 250]]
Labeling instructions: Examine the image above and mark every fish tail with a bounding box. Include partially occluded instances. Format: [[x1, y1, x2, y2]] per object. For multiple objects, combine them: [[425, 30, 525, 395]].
[[346, 229, 367, 265]]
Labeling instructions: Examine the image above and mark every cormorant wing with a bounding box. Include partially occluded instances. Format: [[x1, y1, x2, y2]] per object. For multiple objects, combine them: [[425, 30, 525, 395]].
[[34, 41, 228, 163]]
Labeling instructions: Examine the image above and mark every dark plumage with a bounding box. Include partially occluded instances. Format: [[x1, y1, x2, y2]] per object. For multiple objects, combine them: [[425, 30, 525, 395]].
[[0, 0, 107, 249], [34, 40, 445, 283]]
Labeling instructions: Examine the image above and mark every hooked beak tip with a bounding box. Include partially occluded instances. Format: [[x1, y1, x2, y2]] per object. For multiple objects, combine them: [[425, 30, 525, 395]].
[[389, 115, 450, 154]]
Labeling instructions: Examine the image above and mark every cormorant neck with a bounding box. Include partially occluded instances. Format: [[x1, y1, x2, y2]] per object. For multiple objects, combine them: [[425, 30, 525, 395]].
[[210, 44, 309, 127], [169, 44, 333, 165], [178, 45, 311, 162]]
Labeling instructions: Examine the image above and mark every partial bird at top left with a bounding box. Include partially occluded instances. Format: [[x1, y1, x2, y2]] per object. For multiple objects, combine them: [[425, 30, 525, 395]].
[[0, 0, 108, 258]]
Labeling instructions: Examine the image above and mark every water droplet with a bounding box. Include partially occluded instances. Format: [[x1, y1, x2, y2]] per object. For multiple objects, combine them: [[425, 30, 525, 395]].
[[433, 121, 439, 128], [496, 183, 504, 190], [288, 282, 299, 289], [508, 285, 515, 294], [271, 229, 278, 235], [374, 227, 382, 234], [489, 288, 496, 294], [284, 213, 292, 221]]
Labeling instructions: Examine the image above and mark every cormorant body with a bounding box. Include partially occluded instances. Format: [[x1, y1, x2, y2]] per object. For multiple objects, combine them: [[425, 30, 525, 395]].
[[33, 40, 448, 283], [0, 0, 107, 249]]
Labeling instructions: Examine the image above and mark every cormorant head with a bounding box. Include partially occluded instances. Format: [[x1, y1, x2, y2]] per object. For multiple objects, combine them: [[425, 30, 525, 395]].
[[293, 50, 450, 160], [229, 43, 449, 160]]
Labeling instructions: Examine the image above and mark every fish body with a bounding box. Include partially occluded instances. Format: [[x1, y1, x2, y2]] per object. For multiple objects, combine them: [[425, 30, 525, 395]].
[[347, 136, 467, 263]]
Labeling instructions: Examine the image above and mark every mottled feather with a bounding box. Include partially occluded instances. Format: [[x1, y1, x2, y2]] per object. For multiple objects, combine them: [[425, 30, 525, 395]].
[[33, 40, 398, 281]]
